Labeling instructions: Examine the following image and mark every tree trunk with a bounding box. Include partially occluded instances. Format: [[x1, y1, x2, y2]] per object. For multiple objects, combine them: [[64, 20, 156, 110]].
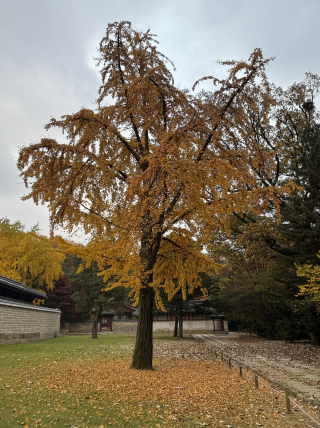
[[178, 315, 183, 338], [173, 314, 178, 337], [177, 300, 183, 338], [311, 331, 320, 346], [92, 322, 98, 339], [131, 215, 162, 369], [131, 285, 155, 369], [92, 304, 102, 339]]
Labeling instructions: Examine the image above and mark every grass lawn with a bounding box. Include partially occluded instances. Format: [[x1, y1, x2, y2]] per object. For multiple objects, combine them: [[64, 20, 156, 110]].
[[0, 334, 310, 427]]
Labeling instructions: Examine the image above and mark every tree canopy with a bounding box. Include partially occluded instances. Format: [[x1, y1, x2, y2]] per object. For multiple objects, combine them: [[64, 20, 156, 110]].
[[206, 73, 320, 343], [63, 254, 129, 319], [17, 21, 284, 368], [0, 218, 65, 292]]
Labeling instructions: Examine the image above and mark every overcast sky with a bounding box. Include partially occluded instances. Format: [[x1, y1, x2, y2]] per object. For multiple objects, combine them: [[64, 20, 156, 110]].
[[1, 0, 320, 238]]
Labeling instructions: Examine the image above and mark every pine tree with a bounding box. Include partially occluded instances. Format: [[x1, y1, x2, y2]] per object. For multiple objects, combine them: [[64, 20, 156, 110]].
[[280, 125, 320, 264]]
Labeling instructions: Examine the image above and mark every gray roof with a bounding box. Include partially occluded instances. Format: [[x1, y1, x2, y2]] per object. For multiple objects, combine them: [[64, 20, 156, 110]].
[[0, 275, 46, 299], [101, 309, 115, 315]]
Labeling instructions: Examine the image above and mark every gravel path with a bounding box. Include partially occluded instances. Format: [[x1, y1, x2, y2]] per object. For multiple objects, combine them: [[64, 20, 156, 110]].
[[193, 333, 320, 405]]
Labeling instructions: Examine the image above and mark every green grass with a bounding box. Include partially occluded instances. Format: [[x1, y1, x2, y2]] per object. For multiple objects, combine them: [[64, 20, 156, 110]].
[[0, 335, 140, 428], [0, 335, 198, 428], [0, 334, 135, 362], [0, 334, 307, 428]]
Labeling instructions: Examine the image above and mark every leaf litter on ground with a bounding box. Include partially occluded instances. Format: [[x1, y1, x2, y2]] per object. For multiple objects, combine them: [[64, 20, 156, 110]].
[[1, 336, 319, 427]]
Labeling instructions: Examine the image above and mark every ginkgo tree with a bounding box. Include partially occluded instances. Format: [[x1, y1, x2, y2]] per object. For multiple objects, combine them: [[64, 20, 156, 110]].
[[0, 218, 64, 292], [17, 21, 283, 369], [296, 256, 320, 309]]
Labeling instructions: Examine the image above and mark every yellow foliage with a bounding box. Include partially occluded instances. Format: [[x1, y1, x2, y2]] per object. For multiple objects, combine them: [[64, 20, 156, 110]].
[[17, 22, 285, 307], [296, 255, 320, 308], [0, 218, 65, 291]]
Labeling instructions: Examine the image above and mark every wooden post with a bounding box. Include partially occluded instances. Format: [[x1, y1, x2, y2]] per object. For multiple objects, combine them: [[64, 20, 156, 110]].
[[285, 389, 291, 413], [228, 358, 231, 369], [254, 376, 258, 389], [239, 366, 243, 377], [221, 352, 223, 362]]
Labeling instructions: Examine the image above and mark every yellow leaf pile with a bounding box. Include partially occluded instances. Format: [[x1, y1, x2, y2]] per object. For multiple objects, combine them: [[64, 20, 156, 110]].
[[1, 339, 313, 427]]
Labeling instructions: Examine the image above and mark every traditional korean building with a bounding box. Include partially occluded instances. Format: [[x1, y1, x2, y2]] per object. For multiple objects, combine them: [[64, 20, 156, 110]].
[[153, 308, 227, 333], [0, 275, 61, 345], [68, 301, 227, 335], [99, 300, 227, 334], [99, 302, 138, 332]]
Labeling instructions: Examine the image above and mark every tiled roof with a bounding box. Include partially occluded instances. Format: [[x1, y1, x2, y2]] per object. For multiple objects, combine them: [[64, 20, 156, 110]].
[[154, 300, 221, 315], [0, 275, 47, 299], [101, 309, 115, 315]]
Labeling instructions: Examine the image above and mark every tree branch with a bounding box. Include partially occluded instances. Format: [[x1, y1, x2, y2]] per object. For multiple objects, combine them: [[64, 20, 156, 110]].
[[117, 28, 144, 154], [73, 198, 126, 230], [196, 67, 258, 162], [149, 78, 168, 131]]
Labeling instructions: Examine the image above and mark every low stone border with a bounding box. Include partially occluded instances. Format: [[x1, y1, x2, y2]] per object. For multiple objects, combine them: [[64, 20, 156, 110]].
[[193, 334, 320, 407]]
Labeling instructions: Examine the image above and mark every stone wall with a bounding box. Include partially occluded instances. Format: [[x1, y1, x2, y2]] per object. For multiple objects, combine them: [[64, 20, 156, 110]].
[[61, 319, 228, 335], [113, 320, 227, 334], [0, 299, 61, 345], [112, 321, 137, 334], [153, 319, 228, 333]]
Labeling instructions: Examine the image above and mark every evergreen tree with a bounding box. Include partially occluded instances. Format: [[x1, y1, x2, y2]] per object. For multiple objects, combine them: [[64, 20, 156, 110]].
[[45, 275, 77, 324], [280, 125, 320, 265], [278, 125, 320, 344], [64, 254, 130, 321]]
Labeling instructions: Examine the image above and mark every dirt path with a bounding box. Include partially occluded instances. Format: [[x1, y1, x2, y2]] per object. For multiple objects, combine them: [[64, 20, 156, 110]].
[[193, 333, 320, 405]]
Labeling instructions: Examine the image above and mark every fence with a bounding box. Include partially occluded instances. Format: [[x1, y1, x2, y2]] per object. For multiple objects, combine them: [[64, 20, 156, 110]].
[[194, 335, 320, 427]]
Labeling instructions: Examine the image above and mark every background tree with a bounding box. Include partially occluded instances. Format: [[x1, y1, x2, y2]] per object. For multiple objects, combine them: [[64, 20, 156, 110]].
[[208, 74, 320, 343], [278, 125, 320, 259], [159, 274, 216, 339], [296, 254, 320, 345], [45, 254, 131, 335], [0, 218, 64, 293], [278, 122, 320, 344], [45, 275, 77, 324], [297, 254, 320, 309], [224, 74, 320, 257], [210, 224, 305, 339], [17, 21, 281, 369], [64, 254, 130, 319]]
